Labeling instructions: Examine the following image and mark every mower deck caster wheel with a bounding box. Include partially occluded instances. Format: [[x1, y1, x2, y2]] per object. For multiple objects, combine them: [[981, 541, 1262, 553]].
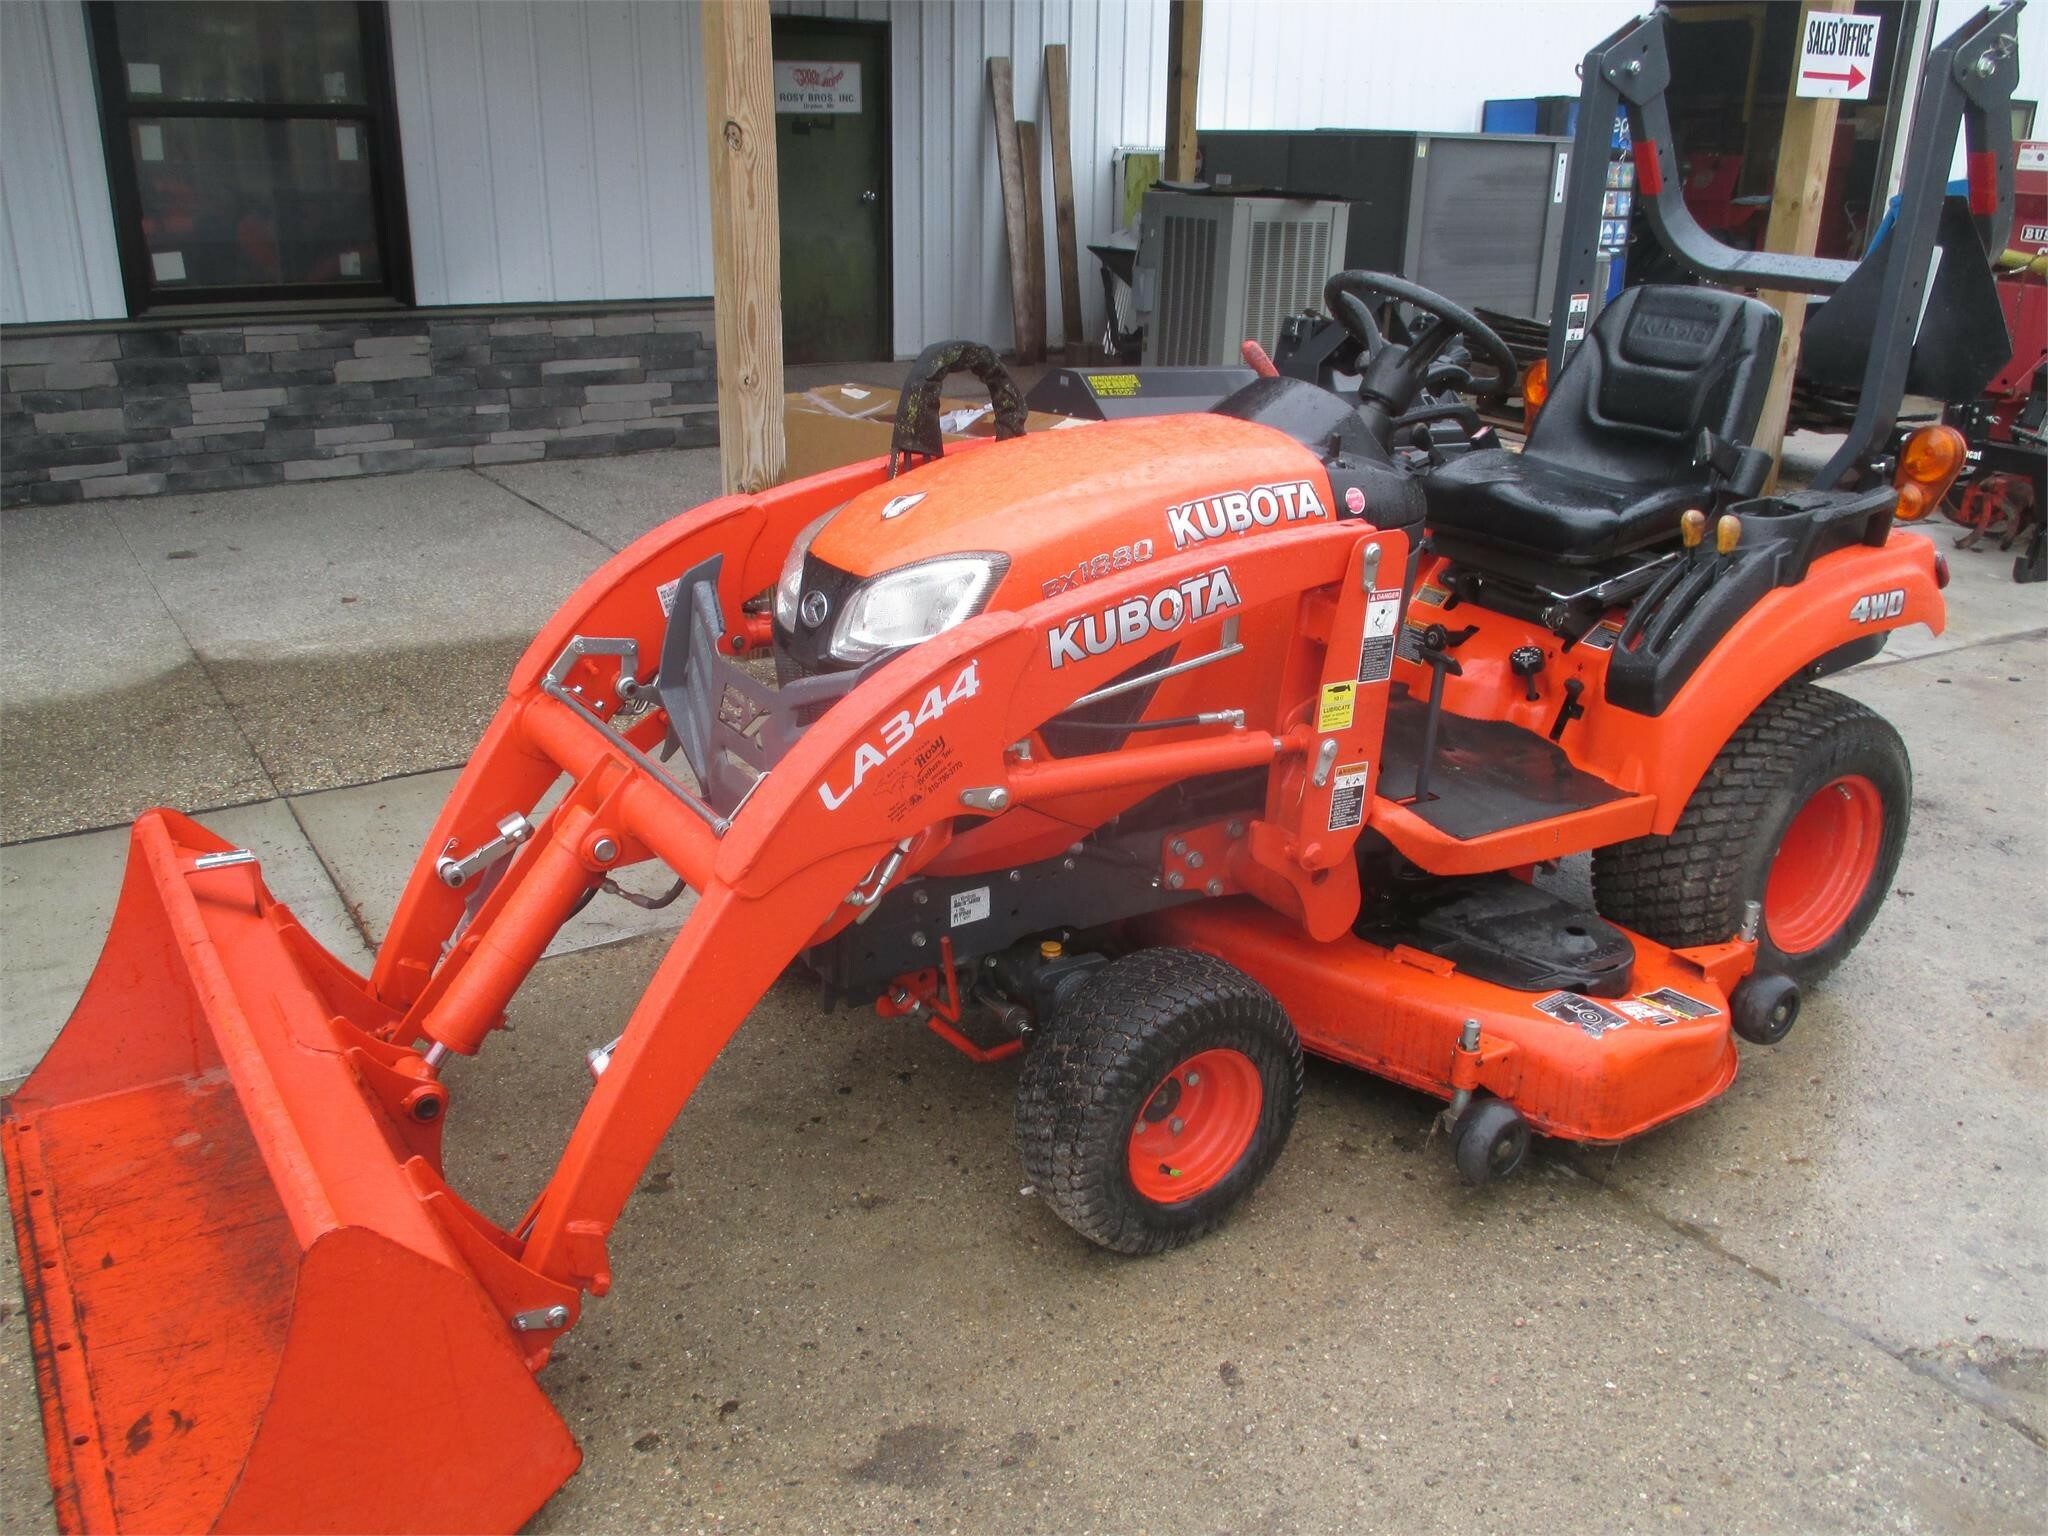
[[1731, 973, 1801, 1045], [1453, 1098, 1529, 1186]]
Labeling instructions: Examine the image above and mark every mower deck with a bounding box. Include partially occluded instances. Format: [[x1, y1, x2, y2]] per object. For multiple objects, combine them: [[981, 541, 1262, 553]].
[[1138, 898, 1746, 1144]]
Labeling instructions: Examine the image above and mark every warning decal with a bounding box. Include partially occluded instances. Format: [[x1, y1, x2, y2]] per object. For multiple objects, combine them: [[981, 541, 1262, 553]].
[[1357, 588, 1402, 683], [656, 575, 681, 616], [1398, 619, 1427, 664], [1534, 990, 1632, 1037], [1317, 681, 1357, 732], [949, 886, 990, 927], [1564, 292, 1592, 344], [1088, 373, 1142, 397], [1582, 619, 1624, 651], [1327, 761, 1370, 831], [1639, 986, 1719, 1020]]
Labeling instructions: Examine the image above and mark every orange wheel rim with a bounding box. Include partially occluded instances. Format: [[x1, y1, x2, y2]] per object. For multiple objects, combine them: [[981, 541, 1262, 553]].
[[1766, 774, 1883, 953], [1126, 1047, 1262, 1202]]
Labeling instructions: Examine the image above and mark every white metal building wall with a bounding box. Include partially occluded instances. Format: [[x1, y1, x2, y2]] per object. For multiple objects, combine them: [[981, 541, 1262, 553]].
[[386, 1, 717, 313], [2, 0, 1655, 341], [0, 1, 125, 325], [385, 0, 1171, 357]]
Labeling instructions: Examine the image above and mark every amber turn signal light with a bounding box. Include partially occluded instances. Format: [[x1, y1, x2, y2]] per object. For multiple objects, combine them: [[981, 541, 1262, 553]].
[[1892, 424, 1969, 521], [1521, 357, 1549, 430]]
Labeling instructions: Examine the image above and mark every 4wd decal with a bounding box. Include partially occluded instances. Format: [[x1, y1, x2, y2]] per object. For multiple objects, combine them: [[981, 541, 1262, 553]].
[[1041, 538, 1155, 598], [1848, 588, 1905, 623], [1047, 566, 1241, 670], [818, 661, 980, 811], [1166, 480, 1328, 549], [1534, 990, 1632, 1037]]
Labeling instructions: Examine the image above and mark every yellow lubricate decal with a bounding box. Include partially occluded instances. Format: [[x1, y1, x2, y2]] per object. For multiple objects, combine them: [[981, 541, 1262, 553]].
[[1317, 681, 1357, 732]]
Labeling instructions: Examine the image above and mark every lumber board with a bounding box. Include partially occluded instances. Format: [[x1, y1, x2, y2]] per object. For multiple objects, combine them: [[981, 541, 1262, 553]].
[[986, 57, 1043, 362], [1044, 44, 1085, 356], [1018, 119, 1048, 363]]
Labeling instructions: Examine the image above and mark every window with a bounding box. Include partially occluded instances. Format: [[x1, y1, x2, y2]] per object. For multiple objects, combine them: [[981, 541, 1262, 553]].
[[87, 1, 410, 311]]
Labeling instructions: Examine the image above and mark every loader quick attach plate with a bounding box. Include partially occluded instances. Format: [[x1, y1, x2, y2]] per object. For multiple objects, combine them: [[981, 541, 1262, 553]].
[[655, 555, 858, 816]]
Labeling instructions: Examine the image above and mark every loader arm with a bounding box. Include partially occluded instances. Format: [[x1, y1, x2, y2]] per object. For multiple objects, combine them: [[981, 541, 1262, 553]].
[[376, 509, 1397, 1294]]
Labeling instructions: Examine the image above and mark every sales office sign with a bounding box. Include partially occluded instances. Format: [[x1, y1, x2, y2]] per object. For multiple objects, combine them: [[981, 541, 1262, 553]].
[[775, 61, 862, 114]]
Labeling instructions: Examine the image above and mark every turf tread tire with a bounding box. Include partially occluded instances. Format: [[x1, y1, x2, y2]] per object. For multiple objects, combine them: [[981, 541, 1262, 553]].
[[1016, 948, 1302, 1255], [1591, 682, 1910, 985]]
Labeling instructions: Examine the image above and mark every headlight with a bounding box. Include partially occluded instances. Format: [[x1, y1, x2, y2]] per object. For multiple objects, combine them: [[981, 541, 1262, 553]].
[[773, 509, 838, 630], [828, 554, 1008, 664]]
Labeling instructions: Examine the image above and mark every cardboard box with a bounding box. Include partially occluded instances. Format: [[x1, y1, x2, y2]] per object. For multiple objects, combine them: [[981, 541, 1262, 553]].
[[780, 383, 1079, 483]]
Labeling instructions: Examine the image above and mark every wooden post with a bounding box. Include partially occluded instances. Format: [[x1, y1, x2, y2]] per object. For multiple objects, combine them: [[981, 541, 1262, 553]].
[[702, 0, 784, 494], [1165, 0, 1203, 183], [1044, 44, 1085, 356], [1753, 0, 1853, 481]]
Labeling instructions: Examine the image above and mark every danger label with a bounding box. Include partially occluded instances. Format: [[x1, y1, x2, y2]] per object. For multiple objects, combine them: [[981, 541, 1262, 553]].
[[949, 886, 990, 927], [1797, 12, 1880, 100], [1357, 588, 1402, 684], [1327, 761, 1370, 830], [1317, 681, 1356, 732]]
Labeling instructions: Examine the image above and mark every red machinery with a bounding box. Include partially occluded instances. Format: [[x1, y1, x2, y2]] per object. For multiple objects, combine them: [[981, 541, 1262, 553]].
[[1, 6, 2019, 1531]]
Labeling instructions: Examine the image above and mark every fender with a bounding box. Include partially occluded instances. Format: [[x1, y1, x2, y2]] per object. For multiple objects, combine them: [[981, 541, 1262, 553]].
[[1618, 529, 1943, 831]]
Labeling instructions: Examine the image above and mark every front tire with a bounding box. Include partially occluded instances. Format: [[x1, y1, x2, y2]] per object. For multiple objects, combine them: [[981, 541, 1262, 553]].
[[1016, 948, 1302, 1254], [1592, 683, 1911, 986]]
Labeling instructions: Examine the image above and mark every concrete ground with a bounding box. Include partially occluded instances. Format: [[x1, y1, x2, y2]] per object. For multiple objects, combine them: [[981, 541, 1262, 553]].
[[0, 430, 2043, 1533]]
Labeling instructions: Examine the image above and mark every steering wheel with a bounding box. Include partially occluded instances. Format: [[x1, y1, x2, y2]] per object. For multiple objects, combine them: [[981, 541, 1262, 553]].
[[1323, 271, 1520, 443]]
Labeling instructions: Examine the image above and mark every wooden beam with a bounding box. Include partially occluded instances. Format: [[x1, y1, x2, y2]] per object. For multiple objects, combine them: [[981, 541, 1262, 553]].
[[701, 0, 784, 494], [1043, 44, 1085, 356], [987, 57, 1043, 362], [1164, 1, 1203, 183], [1017, 120, 1048, 360], [1753, 0, 1853, 481]]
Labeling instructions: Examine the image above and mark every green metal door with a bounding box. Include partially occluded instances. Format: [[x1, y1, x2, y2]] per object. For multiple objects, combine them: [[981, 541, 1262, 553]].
[[771, 20, 889, 364]]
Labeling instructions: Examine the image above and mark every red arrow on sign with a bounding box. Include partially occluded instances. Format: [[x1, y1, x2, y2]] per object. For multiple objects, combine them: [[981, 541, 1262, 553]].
[[1802, 63, 1868, 89]]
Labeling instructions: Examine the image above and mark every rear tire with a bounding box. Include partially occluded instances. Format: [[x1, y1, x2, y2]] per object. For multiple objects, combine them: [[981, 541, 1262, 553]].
[[1016, 948, 1302, 1255], [1592, 683, 1910, 986]]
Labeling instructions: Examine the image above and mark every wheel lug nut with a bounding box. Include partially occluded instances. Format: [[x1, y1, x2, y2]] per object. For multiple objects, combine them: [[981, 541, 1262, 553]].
[[1185, 1072, 1200, 1086], [1170, 1116, 1184, 1135]]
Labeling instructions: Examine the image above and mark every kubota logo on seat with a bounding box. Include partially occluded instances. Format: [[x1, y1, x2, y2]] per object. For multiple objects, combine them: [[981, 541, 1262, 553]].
[[1047, 567, 1241, 669], [1166, 480, 1327, 549]]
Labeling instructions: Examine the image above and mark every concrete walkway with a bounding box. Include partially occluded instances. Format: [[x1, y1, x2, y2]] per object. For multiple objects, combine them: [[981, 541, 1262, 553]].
[[1, 443, 2043, 1532]]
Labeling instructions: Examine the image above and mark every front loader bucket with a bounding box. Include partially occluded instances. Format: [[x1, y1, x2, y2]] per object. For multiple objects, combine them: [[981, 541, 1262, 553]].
[[2, 811, 579, 1534]]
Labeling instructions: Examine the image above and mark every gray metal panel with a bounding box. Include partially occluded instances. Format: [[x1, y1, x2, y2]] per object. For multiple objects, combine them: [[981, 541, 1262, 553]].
[[1409, 137, 1561, 320]]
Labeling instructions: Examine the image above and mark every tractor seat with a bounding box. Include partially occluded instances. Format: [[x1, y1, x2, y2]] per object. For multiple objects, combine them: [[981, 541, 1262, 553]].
[[1424, 286, 1781, 565]]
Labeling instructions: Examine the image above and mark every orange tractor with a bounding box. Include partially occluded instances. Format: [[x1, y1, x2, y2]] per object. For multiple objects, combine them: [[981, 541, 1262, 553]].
[[2, 6, 2024, 1532]]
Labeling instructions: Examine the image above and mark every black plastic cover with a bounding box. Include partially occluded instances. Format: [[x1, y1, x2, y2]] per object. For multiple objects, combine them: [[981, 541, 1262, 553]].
[[1357, 871, 1637, 997]]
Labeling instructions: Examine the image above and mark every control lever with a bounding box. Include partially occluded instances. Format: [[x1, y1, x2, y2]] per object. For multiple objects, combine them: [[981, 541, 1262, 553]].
[[1509, 645, 1545, 701], [1548, 677, 1586, 742], [1411, 622, 1479, 804]]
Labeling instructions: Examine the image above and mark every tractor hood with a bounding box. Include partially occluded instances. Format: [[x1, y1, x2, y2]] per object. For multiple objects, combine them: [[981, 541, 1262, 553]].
[[775, 412, 1347, 673]]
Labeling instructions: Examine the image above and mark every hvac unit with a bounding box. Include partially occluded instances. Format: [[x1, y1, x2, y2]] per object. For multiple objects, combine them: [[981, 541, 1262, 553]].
[[1199, 130, 1574, 324], [1132, 190, 1350, 366]]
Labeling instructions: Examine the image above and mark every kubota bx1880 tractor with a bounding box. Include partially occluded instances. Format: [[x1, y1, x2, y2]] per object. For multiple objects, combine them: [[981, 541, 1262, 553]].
[[2, 6, 2027, 1532]]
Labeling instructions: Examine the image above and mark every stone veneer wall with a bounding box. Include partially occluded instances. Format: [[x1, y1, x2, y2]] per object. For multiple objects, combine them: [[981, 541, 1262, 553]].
[[0, 303, 717, 507]]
